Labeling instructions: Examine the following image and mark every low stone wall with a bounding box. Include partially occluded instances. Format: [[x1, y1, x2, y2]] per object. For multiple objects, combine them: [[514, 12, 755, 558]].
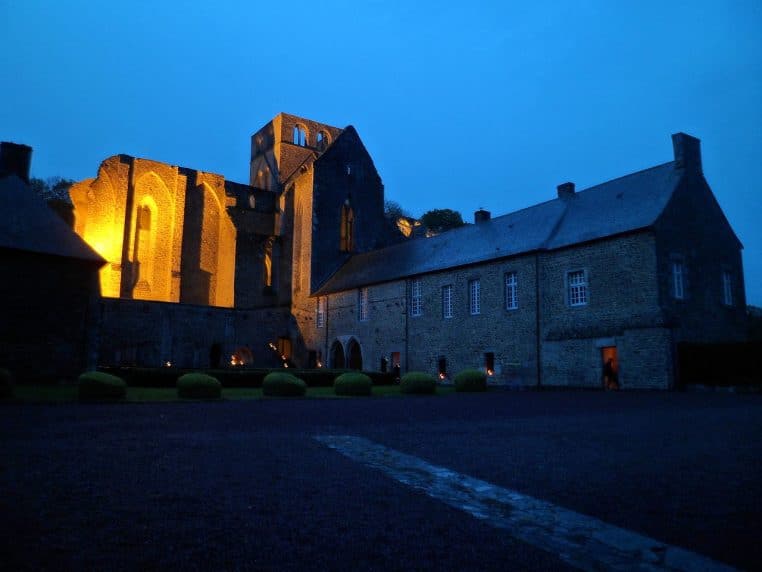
[[96, 298, 292, 369]]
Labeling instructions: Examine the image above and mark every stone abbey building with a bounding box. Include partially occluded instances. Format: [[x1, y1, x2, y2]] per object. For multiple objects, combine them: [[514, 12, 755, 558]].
[[64, 113, 746, 389]]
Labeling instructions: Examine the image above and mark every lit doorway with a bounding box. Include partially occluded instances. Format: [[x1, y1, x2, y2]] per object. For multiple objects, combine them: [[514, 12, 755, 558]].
[[601, 346, 619, 389]]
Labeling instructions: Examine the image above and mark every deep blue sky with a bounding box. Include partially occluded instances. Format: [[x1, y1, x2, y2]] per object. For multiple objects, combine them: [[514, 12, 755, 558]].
[[2, 0, 760, 305]]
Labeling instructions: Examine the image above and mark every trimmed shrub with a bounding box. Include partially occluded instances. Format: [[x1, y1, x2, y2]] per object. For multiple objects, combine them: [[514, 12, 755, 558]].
[[262, 372, 307, 397], [0, 368, 14, 399], [400, 372, 436, 395], [334, 372, 372, 396], [177, 373, 222, 399], [454, 369, 487, 392], [365, 371, 396, 386], [78, 371, 127, 401]]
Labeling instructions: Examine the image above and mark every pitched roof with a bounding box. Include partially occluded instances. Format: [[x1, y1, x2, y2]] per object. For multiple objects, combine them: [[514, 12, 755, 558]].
[[0, 174, 105, 264], [316, 161, 681, 295]]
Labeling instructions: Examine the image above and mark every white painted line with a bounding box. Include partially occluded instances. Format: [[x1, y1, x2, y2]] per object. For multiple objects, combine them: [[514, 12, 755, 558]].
[[314, 435, 736, 572]]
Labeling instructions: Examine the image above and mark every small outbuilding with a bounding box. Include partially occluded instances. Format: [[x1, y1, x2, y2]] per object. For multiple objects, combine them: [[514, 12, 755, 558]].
[[0, 142, 105, 382]]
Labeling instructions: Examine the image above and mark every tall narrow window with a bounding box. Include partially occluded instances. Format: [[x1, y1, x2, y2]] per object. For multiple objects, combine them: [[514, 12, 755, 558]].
[[722, 271, 733, 306], [672, 262, 684, 300], [358, 288, 369, 321], [567, 270, 587, 306], [293, 125, 307, 146], [340, 204, 354, 252], [263, 240, 273, 288], [505, 272, 518, 310], [442, 284, 453, 319], [133, 203, 154, 290], [469, 279, 481, 315], [410, 279, 422, 317], [316, 297, 325, 328]]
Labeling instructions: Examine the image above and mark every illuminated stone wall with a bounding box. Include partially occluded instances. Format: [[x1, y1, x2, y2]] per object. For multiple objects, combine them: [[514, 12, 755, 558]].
[[70, 156, 237, 307]]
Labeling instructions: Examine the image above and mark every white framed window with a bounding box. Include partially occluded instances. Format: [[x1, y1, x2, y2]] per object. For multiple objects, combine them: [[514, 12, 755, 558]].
[[410, 279, 422, 317], [672, 261, 685, 300], [505, 272, 518, 310], [442, 284, 453, 319], [358, 288, 369, 321], [469, 279, 481, 315], [567, 270, 587, 307], [316, 297, 325, 328], [722, 271, 733, 306]]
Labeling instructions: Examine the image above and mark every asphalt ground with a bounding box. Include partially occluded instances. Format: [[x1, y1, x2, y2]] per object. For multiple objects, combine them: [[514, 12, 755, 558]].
[[1, 391, 760, 571]]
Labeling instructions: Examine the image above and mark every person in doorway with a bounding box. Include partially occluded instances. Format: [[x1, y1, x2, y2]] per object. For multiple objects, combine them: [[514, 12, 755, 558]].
[[604, 358, 619, 390]]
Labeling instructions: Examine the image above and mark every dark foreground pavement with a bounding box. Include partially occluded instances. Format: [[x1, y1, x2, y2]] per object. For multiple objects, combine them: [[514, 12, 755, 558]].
[[1, 391, 761, 571]]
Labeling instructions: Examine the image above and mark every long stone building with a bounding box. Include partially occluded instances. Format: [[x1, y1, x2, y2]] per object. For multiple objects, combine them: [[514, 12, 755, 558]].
[[65, 113, 746, 388]]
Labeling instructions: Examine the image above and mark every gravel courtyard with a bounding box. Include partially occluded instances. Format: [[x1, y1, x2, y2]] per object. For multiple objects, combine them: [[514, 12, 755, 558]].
[[1, 391, 760, 571]]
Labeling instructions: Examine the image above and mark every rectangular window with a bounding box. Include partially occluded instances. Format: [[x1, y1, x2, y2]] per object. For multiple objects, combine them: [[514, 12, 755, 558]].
[[567, 270, 587, 306], [442, 285, 453, 319], [469, 279, 481, 315], [410, 279, 422, 317], [316, 297, 325, 328], [722, 271, 733, 306], [505, 272, 518, 310], [672, 262, 684, 300], [358, 287, 369, 321]]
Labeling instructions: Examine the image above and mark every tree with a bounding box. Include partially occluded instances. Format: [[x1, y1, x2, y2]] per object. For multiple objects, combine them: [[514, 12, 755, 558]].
[[384, 199, 408, 220], [30, 176, 74, 202], [420, 208, 465, 234]]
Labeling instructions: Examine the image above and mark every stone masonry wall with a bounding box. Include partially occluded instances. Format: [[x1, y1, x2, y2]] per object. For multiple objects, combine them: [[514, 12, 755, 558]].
[[97, 297, 291, 369], [654, 173, 747, 343]]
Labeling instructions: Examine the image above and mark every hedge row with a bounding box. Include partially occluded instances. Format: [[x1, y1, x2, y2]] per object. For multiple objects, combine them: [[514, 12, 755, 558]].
[[97, 367, 395, 388]]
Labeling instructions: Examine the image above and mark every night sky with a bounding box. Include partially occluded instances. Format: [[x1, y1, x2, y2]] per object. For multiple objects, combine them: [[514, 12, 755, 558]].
[[2, 0, 760, 304]]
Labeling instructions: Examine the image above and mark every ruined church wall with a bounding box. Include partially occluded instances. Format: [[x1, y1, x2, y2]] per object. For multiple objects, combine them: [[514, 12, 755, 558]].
[[97, 298, 290, 369]]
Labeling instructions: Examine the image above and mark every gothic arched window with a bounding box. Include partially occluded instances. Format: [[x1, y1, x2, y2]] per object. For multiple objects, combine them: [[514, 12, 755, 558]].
[[316, 131, 329, 151], [340, 204, 354, 252], [293, 125, 307, 146]]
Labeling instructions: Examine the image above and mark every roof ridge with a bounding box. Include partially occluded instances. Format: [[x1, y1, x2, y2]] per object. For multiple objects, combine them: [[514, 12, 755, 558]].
[[576, 161, 675, 195]]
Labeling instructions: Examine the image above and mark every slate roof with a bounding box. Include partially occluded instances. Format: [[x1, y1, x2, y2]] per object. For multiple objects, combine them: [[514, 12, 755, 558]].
[[316, 161, 681, 295], [0, 174, 105, 264]]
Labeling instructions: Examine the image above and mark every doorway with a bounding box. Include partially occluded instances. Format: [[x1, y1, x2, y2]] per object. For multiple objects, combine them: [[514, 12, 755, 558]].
[[347, 338, 363, 370], [601, 346, 619, 389], [330, 340, 345, 368]]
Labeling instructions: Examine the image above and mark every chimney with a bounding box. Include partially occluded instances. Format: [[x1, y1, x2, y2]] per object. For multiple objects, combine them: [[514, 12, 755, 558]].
[[557, 182, 575, 199], [0, 142, 32, 184], [474, 208, 491, 223], [671, 132, 702, 173]]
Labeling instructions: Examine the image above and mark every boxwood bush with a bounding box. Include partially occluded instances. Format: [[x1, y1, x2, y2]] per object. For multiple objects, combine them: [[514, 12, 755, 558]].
[[262, 372, 307, 397], [334, 372, 372, 396], [177, 373, 222, 399], [78, 371, 127, 401], [454, 369, 487, 392], [0, 368, 14, 399], [400, 371, 437, 395]]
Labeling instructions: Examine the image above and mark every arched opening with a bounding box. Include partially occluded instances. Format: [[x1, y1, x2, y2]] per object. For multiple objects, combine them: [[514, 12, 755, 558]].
[[293, 125, 307, 146], [330, 340, 345, 369], [316, 131, 329, 151], [347, 338, 362, 370], [133, 200, 155, 293], [263, 237, 274, 292], [340, 203, 354, 252]]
